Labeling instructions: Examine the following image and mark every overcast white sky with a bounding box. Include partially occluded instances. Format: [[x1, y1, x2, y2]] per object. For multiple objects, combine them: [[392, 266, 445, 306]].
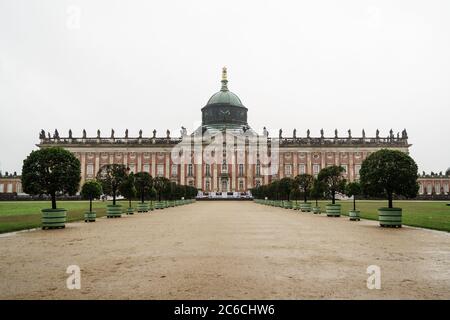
[[0, 0, 449, 174]]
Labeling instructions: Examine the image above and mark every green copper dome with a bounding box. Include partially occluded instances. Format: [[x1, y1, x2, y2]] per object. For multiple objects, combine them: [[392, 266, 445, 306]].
[[201, 68, 248, 126], [205, 67, 244, 107], [207, 90, 243, 107]]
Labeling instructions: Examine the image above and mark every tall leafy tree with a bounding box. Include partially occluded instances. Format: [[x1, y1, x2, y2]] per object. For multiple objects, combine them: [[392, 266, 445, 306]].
[[22, 147, 81, 209], [81, 180, 103, 212], [96, 164, 127, 205], [295, 174, 314, 203], [310, 178, 325, 207], [359, 149, 418, 208], [279, 177, 294, 200], [134, 172, 153, 203], [317, 166, 346, 204], [153, 176, 170, 201], [345, 181, 361, 211], [120, 172, 137, 209]]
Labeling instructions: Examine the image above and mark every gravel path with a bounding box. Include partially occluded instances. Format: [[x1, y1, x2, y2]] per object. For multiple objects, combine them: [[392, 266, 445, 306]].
[[0, 201, 449, 299]]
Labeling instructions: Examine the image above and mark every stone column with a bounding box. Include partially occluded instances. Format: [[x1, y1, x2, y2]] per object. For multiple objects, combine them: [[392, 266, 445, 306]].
[[80, 152, 86, 186], [293, 152, 298, 176], [165, 152, 170, 179], [307, 152, 312, 175], [95, 152, 100, 176], [137, 152, 142, 172], [151, 153, 156, 177]]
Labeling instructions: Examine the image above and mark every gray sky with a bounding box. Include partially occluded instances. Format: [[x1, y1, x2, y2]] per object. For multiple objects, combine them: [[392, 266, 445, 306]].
[[0, 0, 449, 174]]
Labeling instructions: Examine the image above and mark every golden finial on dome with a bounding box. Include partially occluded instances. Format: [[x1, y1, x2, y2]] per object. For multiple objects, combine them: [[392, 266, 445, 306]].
[[222, 66, 227, 81]]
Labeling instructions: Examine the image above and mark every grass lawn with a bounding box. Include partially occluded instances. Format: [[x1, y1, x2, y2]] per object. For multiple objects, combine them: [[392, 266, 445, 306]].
[[313, 200, 450, 232], [0, 200, 449, 234], [0, 200, 145, 234]]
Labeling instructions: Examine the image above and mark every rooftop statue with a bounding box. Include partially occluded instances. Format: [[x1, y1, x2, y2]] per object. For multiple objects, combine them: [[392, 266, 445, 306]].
[[111, 129, 115, 139], [166, 129, 170, 138], [389, 129, 394, 139], [279, 129, 282, 139], [181, 126, 187, 136], [153, 129, 156, 138], [320, 129, 324, 138], [54, 129, 59, 139], [376, 129, 379, 138], [97, 129, 100, 138], [334, 129, 338, 138], [69, 129, 72, 139], [139, 129, 143, 138], [125, 129, 128, 139], [293, 128, 296, 139], [39, 129, 45, 139], [307, 129, 310, 138], [48, 132, 51, 139], [83, 129, 87, 138], [362, 129, 366, 139], [348, 129, 351, 138], [263, 127, 268, 137]]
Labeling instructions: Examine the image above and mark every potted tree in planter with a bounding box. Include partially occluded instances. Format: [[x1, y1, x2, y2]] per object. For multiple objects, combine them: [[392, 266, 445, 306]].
[[295, 174, 314, 212], [120, 172, 137, 215], [345, 181, 361, 221], [360, 149, 418, 228], [134, 172, 153, 212], [81, 180, 102, 222], [290, 187, 302, 210], [96, 164, 127, 218], [279, 177, 294, 209], [21, 147, 81, 229], [310, 178, 324, 214], [154, 176, 170, 209], [318, 166, 346, 217]]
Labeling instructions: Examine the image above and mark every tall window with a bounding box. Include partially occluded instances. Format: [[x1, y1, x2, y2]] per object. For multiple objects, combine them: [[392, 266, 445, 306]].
[[313, 164, 321, 175], [256, 161, 261, 176], [7, 183, 12, 193], [239, 180, 244, 190], [205, 164, 210, 176], [205, 180, 210, 191], [419, 184, 424, 194], [444, 183, 449, 194], [157, 164, 164, 176], [299, 164, 306, 174], [341, 164, 348, 174], [129, 164, 136, 174], [0, 184, 4, 193], [255, 180, 261, 188], [222, 159, 227, 173], [435, 183, 441, 194], [284, 164, 292, 176], [87, 164, 94, 175], [143, 164, 150, 173], [355, 165, 361, 178], [188, 164, 193, 176], [171, 164, 178, 176], [238, 164, 244, 176]]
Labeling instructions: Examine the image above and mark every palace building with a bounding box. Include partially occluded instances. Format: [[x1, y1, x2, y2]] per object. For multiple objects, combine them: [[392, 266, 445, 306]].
[[37, 68, 412, 197]]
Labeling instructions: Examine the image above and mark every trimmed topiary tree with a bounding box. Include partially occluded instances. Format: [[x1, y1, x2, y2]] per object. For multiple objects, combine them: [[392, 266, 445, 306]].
[[360, 149, 418, 227], [295, 173, 314, 212], [318, 165, 347, 217], [134, 172, 153, 212], [96, 164, 127, 217], [345, 181, 361, 221], [310, 178, 324, 214], [120, 172, 137, 215], [81, 180, 102, 222], [22, 147, 81, 229]]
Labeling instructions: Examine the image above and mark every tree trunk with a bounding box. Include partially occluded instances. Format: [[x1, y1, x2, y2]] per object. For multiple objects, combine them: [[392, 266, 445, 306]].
[[353, 196, 356, 211], [90, 196, 92, 212], [113, 187, 116, 205], [315, 198, 318, 206], [332, 190, 335, 204], [129, 198, 131, 208], [51, 192, 56, 209], [141, 189, 144, 204], [388, 192, 393, 208], [304, 189, 307, 203]]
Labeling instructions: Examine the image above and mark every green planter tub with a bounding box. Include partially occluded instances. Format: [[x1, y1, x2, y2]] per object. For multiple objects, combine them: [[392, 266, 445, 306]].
[[106, 204, 122, 218], [312, 206, 321, 214], [292, 201, 300, 210], [42, 208, 67, 229], [348, 210, 360, 221], [84, 211, 96, 222], [326, 204, 341, 217], [283, 201, 293, 209], [126, 207, 135, 215], [137, 203, 149, 213], [299, 202, 312, 212], [378, 208, 402, 228], [155, 201, 165, 209]]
